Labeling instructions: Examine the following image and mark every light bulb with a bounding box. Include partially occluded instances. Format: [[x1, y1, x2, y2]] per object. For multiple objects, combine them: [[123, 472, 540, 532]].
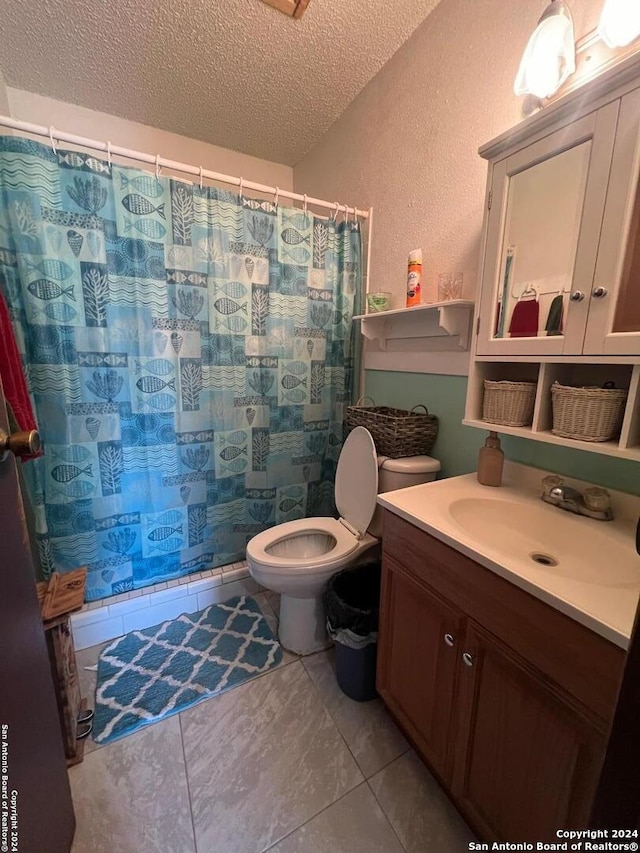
[[598, 0, 640, 48], [515, 1, 576, 99]]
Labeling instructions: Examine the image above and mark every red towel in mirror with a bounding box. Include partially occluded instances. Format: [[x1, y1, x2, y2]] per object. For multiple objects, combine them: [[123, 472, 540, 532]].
[[508, 299, 539, 337]]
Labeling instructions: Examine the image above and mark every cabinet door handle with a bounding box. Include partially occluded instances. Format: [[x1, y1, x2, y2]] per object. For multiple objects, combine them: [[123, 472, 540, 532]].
[[462, 652, 474, 667], [444, 633, 455, 647], [592, 286, 608, 299], [569, 291, 585, 302]]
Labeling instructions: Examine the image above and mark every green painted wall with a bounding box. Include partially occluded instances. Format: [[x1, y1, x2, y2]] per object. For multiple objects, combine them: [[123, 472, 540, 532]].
[[365, 371, 640, 496]]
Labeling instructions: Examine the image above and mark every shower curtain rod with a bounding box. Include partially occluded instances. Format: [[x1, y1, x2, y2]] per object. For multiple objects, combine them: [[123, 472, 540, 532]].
[[0, 114, 370, 219]]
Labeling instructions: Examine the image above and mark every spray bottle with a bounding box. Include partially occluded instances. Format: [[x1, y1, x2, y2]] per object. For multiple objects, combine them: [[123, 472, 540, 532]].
[[406, 249, 422, 307]]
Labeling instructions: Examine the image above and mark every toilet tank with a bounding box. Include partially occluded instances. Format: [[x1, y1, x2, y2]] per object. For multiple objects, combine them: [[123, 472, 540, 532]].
[[369, 455, 441, 538]]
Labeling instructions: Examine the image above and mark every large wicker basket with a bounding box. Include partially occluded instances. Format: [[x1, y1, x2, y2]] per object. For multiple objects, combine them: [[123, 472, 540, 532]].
[[346, 399, 438, 458], [551, 382, 627, 442], [482, 380, 537, 427]]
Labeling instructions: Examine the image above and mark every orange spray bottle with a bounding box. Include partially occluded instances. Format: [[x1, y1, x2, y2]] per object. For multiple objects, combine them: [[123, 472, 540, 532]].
[[406, 249, 422, 307]]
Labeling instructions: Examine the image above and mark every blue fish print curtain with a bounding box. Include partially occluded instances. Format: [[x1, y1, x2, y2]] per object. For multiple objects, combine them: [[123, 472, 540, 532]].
[[0, 136, 361, 601]]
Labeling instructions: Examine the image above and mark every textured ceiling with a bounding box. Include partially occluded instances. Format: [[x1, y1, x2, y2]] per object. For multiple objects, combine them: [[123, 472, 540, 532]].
[[0, 0, 441, 165]]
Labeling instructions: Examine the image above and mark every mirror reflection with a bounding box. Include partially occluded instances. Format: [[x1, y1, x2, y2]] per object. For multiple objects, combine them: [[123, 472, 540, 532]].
[[494, 141, 591, 339]]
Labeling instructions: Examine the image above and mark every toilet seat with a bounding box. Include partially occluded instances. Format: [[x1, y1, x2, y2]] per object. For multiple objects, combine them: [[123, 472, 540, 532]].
[[246, 517, 360, 576]]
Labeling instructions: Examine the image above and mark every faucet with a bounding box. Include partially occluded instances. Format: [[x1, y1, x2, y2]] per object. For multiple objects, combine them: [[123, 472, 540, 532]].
[[541, 481, 613, 521]]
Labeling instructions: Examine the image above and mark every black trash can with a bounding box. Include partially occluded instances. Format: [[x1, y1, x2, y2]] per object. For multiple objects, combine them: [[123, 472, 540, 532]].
[[323, 562, 382, 702]]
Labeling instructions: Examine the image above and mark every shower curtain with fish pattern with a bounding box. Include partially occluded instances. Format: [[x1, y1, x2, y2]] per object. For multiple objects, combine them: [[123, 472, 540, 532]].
[[0, 136, 361, 601]]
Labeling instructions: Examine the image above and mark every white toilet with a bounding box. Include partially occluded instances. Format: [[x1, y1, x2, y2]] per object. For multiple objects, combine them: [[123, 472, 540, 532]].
[[246, 426, 440, 655]]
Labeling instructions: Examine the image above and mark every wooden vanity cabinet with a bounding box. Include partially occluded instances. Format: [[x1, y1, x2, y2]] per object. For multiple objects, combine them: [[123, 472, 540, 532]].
[[377, 510, 626, 842], [377, 555, 462, 778]]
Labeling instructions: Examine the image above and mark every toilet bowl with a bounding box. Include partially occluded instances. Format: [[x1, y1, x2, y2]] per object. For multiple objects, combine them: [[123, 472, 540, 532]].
[[246, 426, 440, 655]]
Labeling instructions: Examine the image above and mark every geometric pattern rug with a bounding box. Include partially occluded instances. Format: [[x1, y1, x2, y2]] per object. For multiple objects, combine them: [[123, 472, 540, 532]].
[[92, 596, 282, 745]]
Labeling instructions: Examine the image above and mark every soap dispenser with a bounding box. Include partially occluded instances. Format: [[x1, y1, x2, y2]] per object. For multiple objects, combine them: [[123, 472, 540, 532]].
[[477, 431, 504, 487]]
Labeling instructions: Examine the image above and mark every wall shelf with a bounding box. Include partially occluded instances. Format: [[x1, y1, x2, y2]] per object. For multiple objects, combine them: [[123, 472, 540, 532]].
[[464, 362, 640, 461], [463, 418, 640, 460], [354, 300, 475, 352]]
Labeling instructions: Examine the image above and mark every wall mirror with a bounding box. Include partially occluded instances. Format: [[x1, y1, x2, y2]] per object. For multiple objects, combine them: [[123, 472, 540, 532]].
[[493, 140, 591, 340]]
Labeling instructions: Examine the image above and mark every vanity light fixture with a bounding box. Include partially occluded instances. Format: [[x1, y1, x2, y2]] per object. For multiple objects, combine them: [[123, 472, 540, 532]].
[[514, 0, 577, 99], [598, 0, 640, 48]]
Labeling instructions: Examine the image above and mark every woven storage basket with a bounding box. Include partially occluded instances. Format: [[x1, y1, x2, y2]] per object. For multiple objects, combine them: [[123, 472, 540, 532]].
[[346, 399, 438, 458], [551, 382, 627, 442], [482, 380, 537, 427]]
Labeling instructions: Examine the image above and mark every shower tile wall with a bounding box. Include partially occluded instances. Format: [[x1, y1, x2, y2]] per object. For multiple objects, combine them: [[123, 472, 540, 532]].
[[71, 559, 260, 648]]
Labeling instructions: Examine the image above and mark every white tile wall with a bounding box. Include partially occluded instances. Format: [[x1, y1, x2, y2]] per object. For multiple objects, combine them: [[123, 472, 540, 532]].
[[71, 561, 259, 650], [121, 594, 200, 633], [72, 615, 124, 650]]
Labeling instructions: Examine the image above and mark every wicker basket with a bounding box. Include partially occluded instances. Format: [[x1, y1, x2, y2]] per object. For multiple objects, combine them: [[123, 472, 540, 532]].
[[346, 399, 438, 458], [551, 382, 627, 442], [482, 380, 537, 427]]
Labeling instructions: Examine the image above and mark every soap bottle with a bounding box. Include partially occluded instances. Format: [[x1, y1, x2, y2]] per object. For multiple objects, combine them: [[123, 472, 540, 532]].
[[477, 431, 504, 487], [406, 249, 422, 307]]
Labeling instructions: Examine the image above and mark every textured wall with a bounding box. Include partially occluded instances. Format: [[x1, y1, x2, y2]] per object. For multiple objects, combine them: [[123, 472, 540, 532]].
[[294, 0, 602, 304], [0, 69, 9, 116], [291, 0, 640, 491], [0, 0, 442, 165], [7, 89, 293, 190]]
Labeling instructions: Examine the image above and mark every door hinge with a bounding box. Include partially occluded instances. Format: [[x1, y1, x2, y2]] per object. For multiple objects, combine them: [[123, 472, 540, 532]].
[[488, 190, 493, 210], [476, 317, 480, 335]]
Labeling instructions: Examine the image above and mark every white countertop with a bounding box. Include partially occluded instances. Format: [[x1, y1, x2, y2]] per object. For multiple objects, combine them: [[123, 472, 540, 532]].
[[377, 464, 640, 649]]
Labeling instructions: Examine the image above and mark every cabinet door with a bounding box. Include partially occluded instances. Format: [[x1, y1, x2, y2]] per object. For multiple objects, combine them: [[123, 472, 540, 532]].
[[451, 623, 607, 842], [477, 101, 618, 357], [377, 556, 462, 780], [585, 88, 640, 354]]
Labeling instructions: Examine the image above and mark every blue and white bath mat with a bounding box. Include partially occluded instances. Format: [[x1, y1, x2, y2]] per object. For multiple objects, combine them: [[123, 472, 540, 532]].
[[92, 596, 282, 745]]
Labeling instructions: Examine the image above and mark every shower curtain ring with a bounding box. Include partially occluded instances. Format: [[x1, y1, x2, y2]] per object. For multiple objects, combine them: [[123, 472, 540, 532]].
[[303, 193, 308, 214], [333, 201, 340, 222], [49, 126, 57, 156], [155, 153, 161, 179], [239, 176, 244, 198], [199, 165, 203, 190], [273, 186, 279, 207], [106, 141, 112, 169]]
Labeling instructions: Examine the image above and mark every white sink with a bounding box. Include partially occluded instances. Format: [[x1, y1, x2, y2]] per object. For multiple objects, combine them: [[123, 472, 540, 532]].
[[376, 466, 640, 648], [448, 497, 639, 588]]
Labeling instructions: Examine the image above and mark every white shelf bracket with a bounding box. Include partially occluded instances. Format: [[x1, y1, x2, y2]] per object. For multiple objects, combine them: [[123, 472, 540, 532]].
[[354, 301, 475, 353], [437, 304, 472, 350]]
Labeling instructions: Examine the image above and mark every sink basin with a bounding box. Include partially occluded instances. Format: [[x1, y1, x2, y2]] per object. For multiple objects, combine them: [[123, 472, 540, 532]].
[[448, 497, 640, 588]]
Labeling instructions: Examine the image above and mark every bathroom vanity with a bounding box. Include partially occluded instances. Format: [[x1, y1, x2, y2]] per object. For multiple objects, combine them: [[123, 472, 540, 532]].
[[376, 470, 640, 842]]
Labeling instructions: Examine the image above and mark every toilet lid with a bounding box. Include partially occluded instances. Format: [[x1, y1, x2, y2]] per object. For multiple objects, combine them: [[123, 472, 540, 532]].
[[335, 427, 378, 537]]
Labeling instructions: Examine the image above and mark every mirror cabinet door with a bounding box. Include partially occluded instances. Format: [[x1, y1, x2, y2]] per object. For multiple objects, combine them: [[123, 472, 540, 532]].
[[493, 142, 590, 342], [585, 88, 640, 355], [478, 104, 619, 357]]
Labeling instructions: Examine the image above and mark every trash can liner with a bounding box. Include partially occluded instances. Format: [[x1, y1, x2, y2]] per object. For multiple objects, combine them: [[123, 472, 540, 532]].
[[324, 563, 382, 701], [323, 563, 381, 638], [326, 626, 378, 649]]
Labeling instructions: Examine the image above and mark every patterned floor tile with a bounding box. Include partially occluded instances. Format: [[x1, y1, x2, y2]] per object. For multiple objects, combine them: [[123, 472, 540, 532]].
[[69, 716, 195, 853], [181, 660, 363, 853], [303, 648, 409, 778], [267, 783, 404, 852], [369, 750, 475, 852]]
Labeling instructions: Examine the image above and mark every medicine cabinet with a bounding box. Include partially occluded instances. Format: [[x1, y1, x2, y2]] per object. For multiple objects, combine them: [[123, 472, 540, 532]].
[[466, 52, 640, 459], [476, 62, 640, 358]]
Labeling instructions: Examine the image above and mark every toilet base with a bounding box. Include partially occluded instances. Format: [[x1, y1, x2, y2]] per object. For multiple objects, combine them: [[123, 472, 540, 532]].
[[278, 594, 331, 656]]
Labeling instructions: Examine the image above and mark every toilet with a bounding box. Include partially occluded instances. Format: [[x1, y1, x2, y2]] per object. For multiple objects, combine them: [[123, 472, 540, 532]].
[[246, 426, 440, 655]]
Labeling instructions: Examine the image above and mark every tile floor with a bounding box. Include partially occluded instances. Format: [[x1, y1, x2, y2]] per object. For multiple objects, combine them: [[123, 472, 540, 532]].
[[71, 593, 474, 853]]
